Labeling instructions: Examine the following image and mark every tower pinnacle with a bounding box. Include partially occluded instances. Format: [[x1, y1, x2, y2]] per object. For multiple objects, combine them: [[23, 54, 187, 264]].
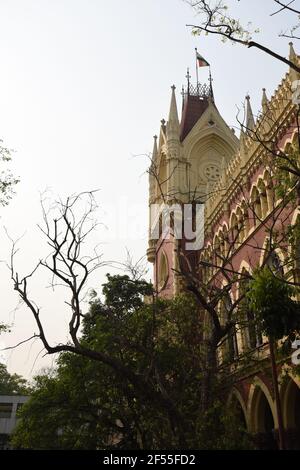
[[166, 85, 180, 140], [245, 95, 255, 132], [152, 135, 158, 162], [261, 88, 269, 112]]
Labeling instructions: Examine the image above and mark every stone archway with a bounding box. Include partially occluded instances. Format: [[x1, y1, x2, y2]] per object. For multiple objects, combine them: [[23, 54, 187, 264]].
[[228, 388, 249, 431], [250, 385, 278, 449], [230, 394, 248, 431], [281, 377, 300, 449]]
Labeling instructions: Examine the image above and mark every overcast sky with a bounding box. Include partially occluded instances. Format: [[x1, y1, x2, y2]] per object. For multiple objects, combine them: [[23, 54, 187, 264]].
[[0, 0, 294, 379]]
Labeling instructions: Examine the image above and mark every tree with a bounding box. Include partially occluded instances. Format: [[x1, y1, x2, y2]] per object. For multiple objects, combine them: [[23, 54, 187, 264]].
[[247, 268, 300, 449], [0, 363, 30, 396], [11, 274, 253, 450], [185, 0, 300, 72], [0, 323, 29, 395]]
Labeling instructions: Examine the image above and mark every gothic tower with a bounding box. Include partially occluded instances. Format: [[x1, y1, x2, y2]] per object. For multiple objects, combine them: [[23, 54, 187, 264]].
[[147, 72, 239, 296]]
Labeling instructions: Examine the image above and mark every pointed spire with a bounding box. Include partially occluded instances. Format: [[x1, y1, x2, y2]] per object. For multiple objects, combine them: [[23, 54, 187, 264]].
[[289, 42, 299, 82], [289, 42, 297, 63], [261, 88, 268, 112], [166, 85, 180, 141], [152, 135, 158, 162], [245, 95, 255, 132]]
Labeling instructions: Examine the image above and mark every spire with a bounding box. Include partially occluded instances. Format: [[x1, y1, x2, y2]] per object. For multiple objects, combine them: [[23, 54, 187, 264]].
[[261, 88, 268, 112], [245, 95, 255, 132], [166, 85, 180, 140], [289, 42, 299, 82], [152, 135, 158, 162], [289, 42, 297, 63], [208, 68, 214, 102]]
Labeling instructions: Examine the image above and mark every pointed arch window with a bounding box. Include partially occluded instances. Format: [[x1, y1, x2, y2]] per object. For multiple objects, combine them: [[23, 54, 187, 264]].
[[158, 251, 169, 290]]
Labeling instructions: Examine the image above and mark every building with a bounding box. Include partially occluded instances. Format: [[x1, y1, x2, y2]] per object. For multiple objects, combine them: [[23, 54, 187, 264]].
[[0, 395, 28, 449], [147, 44, 300, 449]]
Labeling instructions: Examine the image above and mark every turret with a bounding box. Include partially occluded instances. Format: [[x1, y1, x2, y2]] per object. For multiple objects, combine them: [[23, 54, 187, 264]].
[[166, 85, 180, 142], [289, 42, 299, 83], [261, 88, 269, 113], [166, 86, 182, 200], [245, 95, 255, 132]]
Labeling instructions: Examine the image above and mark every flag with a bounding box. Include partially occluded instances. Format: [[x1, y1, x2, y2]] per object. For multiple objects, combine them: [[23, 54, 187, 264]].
[[196, 52, 210, 68]]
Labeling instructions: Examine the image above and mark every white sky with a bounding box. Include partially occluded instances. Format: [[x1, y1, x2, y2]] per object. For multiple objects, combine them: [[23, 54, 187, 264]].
[[0, 0, 294, 379]]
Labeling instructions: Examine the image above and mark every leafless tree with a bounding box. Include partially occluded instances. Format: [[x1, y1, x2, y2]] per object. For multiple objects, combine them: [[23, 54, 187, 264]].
[[7, 190, 194, 447], [185, 0, 300, 72]]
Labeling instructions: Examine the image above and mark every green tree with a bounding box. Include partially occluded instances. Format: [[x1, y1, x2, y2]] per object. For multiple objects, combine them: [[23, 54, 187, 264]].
[[12, 274, 253, 450], [0, 363, 30, 395], [247, 268, 300, 449], [248, 267, 300, 340]]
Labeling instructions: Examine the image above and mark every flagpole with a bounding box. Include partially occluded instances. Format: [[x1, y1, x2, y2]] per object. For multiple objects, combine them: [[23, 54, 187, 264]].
[[209, 66, 214, 100], [195, 47, 199, 94]]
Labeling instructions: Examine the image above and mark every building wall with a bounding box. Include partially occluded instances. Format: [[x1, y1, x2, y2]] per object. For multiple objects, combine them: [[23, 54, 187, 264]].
[[147, 46, 300, 449]]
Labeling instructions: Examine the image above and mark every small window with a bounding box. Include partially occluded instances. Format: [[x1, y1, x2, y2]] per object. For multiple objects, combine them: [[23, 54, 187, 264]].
[[0, 403, 13, 419]]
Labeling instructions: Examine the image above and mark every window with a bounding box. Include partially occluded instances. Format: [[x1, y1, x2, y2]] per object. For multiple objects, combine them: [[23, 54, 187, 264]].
[[158, 252, 169, 289], [266, 251, 283, 276], [0, 403, 13, 419]]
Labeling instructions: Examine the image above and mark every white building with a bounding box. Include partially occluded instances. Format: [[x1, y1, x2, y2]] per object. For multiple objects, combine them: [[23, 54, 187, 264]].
[[0, 395, 28, 449]]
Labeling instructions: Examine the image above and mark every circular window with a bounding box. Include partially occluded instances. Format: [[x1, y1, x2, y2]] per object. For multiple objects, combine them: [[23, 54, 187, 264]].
[[204, 164, 220, 181]]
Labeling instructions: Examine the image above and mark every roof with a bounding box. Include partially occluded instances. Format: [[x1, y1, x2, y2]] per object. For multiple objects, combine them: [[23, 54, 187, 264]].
[[180, 94, 210, 142]]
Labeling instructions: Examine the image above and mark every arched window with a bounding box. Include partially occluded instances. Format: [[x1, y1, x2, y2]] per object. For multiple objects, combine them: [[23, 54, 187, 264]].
[[222, 223, 229, 255], [158, 251, 169, 289], [239, 269, 263, 350], [258, 179, 268, 218], [219, 293, 239, 363], [230, 212, 238, 246], [250, 186, 262, 226], [263, 170, 274, 213], [240, 200, 250, 239], [236, 206, 245, 243], [265, 250, 283, 276]]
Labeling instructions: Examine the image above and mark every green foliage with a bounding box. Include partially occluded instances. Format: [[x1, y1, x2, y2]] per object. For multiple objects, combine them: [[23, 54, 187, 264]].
[[196, 400, 255, 450], [12, 274, 254, 450], [0, 363, 30, 395], [273, 144, 300, 200], [247, 267, 300, 340], [101, 274, 153, 315], [0, 323, 29, 395]]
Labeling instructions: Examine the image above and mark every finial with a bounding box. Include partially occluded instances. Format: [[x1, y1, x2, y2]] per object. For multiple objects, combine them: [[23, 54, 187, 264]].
[[289, 42, 296, 60], [245, 94, 255, 131], [152, 134, 158, 162], [161, 118, 166, 126], [166, 84, 180, 140], [262, 88, 268, 111], [186, 67, 191, 93], [289, 42, 298, 82]]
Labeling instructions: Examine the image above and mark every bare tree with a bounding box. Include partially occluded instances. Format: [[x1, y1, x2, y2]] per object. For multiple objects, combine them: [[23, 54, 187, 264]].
[[185, 0, 300, 72], [8, 190, 195, 447]]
